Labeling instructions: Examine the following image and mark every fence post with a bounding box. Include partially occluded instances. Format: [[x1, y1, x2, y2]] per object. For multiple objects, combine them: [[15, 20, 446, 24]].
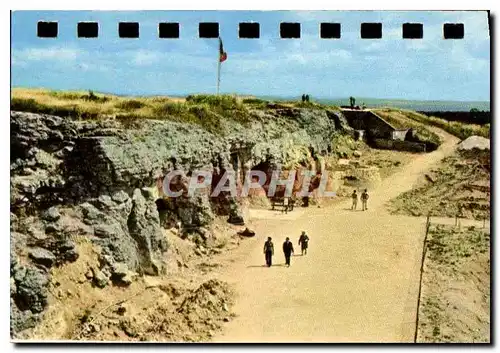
[[415, 213, 431, 343]]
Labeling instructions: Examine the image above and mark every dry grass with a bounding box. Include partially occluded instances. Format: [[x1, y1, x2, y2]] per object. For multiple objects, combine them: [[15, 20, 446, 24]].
[[385, 108, 490, 140], [11, 88, 344, 134], [373, 108, 443, 149], [11, 88, 251, 134]]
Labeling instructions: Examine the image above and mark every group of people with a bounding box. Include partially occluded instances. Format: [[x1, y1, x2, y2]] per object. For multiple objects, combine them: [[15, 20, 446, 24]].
[[263, 231, 310, 267], [351, 189, 369, 211]]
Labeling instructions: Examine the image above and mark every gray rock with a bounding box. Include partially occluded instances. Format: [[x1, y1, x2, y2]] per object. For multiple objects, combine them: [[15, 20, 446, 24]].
[[57, 240, 79, 263], [126, 188, 167, 275], [111, 190, 130, 204], [80, 203, 106, 224], [111, 262, 128, 278], [13, 266, 49, 314], [44, 222, 62, 235], [97, 194, 116, 209], [10, 299, 40, 336], [10, 277, 17, 297], [94, 223, 123, 238], [92, 268, 109, 288], [41, 207, 60, 222], [28, 248, 56, 268]]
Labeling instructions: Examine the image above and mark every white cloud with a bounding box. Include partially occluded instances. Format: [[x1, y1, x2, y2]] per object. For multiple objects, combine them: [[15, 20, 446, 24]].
[[23, 47, 79, 61], [130, 50, 161, 66]]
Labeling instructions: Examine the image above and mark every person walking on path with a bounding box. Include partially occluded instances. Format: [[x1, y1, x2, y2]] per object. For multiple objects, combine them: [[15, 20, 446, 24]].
[[263, 237, 274, 267], [283, 237, 294, 267], [283, 197, 289, 214], [298, 231, 309, 255], [351, 190, 358, 210], [361, 189, 369, 211]]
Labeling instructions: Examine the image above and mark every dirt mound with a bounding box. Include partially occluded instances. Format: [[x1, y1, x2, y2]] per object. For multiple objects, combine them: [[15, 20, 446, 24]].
[[74, 278, 234, 342], [388, 150, 490, 220], [457, 136, 490, 151]]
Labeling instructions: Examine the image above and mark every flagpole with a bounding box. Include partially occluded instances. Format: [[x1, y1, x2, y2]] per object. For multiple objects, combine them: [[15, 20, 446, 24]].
[[216, 55, 221, 96]]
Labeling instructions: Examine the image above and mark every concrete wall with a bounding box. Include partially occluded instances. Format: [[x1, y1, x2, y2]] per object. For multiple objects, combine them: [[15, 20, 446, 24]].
[[392, 129, 409, 141], [372, 138, 426, 152], [341, 109, 397, 139]]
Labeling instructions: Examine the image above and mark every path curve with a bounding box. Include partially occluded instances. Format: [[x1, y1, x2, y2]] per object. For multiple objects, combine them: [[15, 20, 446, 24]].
[[213, 129, 460, 343]]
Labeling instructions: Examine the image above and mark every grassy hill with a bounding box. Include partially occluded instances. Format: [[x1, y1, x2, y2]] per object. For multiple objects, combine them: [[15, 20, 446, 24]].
[[11, 88, 338, 133]]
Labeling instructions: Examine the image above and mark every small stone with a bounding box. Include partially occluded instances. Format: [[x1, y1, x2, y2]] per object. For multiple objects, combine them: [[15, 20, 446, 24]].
[[223, 317, 230, 322], [85, 269, 94, 279], [58, 239, 76, 251], [111, 190, 130, 204], [89, 323, 100, 333], [196, 227, 212, 240], [353, 150, 362, 158], [237, 228, 255, 237], [41, 207, 60, 222], [97, 195, 115, 209], [120, 274, 133, 286], [45, 223, 62, 235], [28, 247, 56, 268], [223, 303, 229, 312], [111, 263, 128, 278], [117, 306, 126, 315], [92, 268, 109, 288], [67, 289, 73, 297], [94, 223, 122, 238]]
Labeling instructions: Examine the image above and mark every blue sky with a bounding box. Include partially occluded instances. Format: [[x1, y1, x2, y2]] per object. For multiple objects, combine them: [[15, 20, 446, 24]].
[[11, 10, 490, 101]]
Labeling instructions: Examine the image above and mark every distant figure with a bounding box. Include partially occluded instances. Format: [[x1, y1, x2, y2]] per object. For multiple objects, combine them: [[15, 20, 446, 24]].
[[283, 197, 289, 214], [283, 237, 295, 267], [351, 190, 358, 210], [349, 96, 356, 108], [361, 189, 369, 211], [362, 102, 366, 110], [263, 237, 274, 267], [298, 231, 309, 255], [301, 94, 306, 102], [305, 94, 310, 102]]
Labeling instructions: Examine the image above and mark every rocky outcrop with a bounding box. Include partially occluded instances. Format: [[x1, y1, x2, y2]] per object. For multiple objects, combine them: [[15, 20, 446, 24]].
[[10, 106, 348, 337]]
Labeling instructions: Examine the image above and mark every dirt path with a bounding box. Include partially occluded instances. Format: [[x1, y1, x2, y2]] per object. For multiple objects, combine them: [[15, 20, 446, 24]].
[[213, 129, 460, 343]]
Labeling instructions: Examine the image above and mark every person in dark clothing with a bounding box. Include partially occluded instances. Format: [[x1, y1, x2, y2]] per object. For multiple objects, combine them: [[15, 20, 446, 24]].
[[263, 237, 274, 267], [283, 237, 294, 267], [351, 190, 358, 210], [298, 231, 309, 255]]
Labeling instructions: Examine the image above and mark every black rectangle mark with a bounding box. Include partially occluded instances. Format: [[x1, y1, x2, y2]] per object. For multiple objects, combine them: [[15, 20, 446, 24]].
[[443, 23, 464, 39], [199, 22, 219, 38], [402, 23, 423, 39], [280, 22, 300, 39], [239, 22, 260, 38], [37, 21, 57, 38], [320, 23, 341, 39], [159, 22, 179, 38], [77, 22, 98, 38], [361, 23, 382, 39], [119, 22, 139, 38]]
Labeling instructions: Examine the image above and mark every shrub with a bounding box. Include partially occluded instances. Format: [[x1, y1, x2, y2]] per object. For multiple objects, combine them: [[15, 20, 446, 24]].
[[186, 94, 243, 110], [48, 91, 83, 100], [153, 102, 189, 116], [242, 98, 268, 105], [81, 90, 109, 103], [115, 99, 145, 110]]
